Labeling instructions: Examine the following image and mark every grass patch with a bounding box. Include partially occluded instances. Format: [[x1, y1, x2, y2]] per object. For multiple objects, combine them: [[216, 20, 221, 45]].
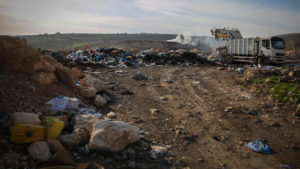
[[271, 83, 300, 103], [252, 76, 299, 103], [253, 76, 278, 85]]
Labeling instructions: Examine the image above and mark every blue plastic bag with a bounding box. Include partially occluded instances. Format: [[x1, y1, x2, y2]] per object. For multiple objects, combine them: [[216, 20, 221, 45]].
[[246, 139, 272, 154]]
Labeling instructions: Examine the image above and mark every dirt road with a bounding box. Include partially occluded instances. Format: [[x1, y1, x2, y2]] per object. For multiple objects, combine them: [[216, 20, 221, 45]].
[[89, 65, 299, 169]]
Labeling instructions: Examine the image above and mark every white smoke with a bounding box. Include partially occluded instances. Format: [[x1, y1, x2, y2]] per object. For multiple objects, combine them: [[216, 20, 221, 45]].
[[168, 34, 226, 50]]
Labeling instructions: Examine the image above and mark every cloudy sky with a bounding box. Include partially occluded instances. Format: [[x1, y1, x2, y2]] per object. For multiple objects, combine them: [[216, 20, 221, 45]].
[[0, 0, 299, 37]]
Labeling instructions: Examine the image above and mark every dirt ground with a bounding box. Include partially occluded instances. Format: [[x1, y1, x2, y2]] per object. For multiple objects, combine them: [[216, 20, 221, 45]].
[[1, 65, 299, 169], [76, 65, 299, 169]]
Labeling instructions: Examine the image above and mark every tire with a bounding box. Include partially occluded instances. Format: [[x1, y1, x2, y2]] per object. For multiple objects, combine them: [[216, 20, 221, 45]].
[[225, 55, 233, 64], [257, 57, 264, 65]]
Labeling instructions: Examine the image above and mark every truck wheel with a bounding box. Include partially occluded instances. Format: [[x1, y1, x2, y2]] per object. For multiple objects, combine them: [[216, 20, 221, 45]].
[[257, 57, 264, 65], [225, 55, 233, 64]]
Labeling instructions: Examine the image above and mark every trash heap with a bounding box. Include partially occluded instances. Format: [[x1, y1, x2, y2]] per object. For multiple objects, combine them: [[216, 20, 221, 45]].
[[0, 36, 147, 169], [41, 48, 213, 67]]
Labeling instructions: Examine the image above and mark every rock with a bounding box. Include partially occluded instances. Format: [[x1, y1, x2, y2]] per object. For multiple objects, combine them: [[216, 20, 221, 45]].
[[164, 80, 174, 83], [107, 112, 117, 119], [288, 71, 294, 77], [47, 139, 66, 153], [31, 72, 57, 85], [151, 145, 169, 154], [73, 114, 101, 133], [132, 73, 148, 81], [150, 108, 160, 116], [80, 87, 97, 99], [224, 107, 236, 113], [160, 97, 168, 100], [247, 110, 258, 115], [71, 67, 84, 80], [27, 141, 51, 162], [150, 145, 169, 159], [94, 95, 107, 107], [60, 133, 82, 148], [121, 89, 134, 95], [74, 128, 90, 145], [54, 65, 74, 87], [269, 121, 281, 127], [89, 121, 140, 152], [86, 75, 107, 92]]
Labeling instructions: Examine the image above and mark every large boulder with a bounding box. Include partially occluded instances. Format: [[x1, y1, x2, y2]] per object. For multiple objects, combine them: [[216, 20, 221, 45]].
[[31, 71, 57, 85], [89, 121, 140, 152], [27, 141, 51, 162]]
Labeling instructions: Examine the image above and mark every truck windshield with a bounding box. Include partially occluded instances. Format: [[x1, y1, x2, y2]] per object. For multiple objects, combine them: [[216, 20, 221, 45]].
[[271, 37, 285, 50]]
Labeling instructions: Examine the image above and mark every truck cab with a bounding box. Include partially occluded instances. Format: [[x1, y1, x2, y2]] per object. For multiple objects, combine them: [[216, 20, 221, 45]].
[[259, 36, 285, 64]]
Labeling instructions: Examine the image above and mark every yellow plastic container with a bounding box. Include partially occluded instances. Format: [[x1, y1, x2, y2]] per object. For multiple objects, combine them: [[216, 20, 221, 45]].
[[11, 124, 44, 143], [43, 116, 64, 140]]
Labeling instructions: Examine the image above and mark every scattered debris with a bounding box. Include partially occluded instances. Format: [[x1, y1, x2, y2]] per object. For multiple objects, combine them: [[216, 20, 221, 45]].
[[246, 139, 272, 154]]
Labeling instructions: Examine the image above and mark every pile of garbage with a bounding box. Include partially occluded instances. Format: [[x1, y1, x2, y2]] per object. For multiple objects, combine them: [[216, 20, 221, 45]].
[[0, 36, 149, 169], [40, 47, 213, 67], [6, 99, 140, 168]]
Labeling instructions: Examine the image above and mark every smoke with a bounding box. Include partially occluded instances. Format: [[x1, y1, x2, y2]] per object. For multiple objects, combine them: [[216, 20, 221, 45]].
[[168, 34, 226, 50]]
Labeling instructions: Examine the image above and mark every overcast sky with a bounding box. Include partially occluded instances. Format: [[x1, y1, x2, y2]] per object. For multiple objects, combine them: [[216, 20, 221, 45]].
[[0, 0, 299, 37]]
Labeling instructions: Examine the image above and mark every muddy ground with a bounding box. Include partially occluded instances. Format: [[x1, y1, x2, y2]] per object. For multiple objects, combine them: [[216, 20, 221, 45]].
[[1, 65, 299, 169], [82, 65, 299, 169]]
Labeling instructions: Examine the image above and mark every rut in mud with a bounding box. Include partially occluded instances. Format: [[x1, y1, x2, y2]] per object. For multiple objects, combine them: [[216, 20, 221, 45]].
[[94, 65, 300, 169]]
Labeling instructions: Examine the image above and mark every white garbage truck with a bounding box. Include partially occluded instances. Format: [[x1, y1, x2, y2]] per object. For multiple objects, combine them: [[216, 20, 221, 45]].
[[211, 28, 286, 64]]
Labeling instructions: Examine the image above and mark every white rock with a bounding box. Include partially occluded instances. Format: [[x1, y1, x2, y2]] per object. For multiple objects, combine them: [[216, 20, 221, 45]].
[[94, 95, 107, 107], [28, 141, 51, 162], [107, 112, 116, 118], [151, 145, 169, 154], [89, 121, 140, 152]]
